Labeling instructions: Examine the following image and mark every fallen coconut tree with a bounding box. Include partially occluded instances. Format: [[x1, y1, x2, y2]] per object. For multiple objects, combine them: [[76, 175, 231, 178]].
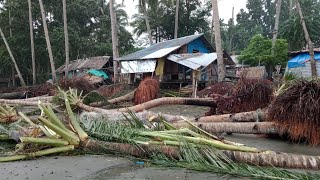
[[0, 99, 50, 106], [267, 79, 320, 145], [1, 89, 320, 179], [173, 121, 279, 135], [117, 97, 216, 112], [196, 109, 266, 123], [90, 89, 135, 107]]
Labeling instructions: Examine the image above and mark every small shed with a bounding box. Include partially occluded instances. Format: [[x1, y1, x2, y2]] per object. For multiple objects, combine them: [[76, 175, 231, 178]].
[[56, 56, 113, 78], [117, 34, 234, 83], [286, 49, 320, 77]]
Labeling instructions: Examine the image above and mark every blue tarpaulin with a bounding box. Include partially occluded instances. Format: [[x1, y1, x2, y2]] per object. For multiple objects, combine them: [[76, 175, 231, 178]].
[[288, 53, 320, 68]]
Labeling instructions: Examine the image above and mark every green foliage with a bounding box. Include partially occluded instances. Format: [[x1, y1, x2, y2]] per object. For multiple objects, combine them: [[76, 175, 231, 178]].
[[0, 0, 136, 84], [131, 0, 211, 42], [238, 35, 288, 68]]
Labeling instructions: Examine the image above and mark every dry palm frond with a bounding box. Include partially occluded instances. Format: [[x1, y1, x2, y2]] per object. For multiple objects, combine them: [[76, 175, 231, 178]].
[[267, 79, 320, 145], [216, 78, 274, 114], [58, 76, 96, 94], [134, 77, 159, 105]]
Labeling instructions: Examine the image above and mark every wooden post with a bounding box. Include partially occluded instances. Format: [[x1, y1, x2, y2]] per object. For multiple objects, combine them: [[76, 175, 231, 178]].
[[192, 70, 199, 98]]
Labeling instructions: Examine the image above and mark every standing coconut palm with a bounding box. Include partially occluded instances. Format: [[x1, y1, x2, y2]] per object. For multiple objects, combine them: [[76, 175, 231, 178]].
[[138, 0, 154, 44], [109, 0, 120, 82], [62, 0, 69, 78], [271, 0, 282, 56], [174, 0, 179, 39], [296, 0, 317, 77], [0, 28, 26, 86], [39, 0, 57, 82], [211, 0, 225, 82], [28, 0, 36, 85]]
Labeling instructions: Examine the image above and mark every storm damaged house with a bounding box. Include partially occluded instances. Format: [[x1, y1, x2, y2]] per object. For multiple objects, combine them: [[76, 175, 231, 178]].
[[117, 34, 234, 84]]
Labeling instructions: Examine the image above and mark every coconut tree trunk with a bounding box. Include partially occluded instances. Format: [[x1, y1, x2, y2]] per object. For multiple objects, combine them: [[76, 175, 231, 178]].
[[211, 0, 225, 82], [197, 110, 266, 123], [173, 122, 279, 134], [271, 0, 281, 56], [142, 5, 153, 45], [28, 0, 36, 85], [90, 89, 136, 107], [296, 0, 317, 77], [0, 28, 26, 86], [289, 0, 293, 14], [62, 0, 69, 78], [117, 97, 216, 112], [83, 139, 320, 169], [39, 0, 57, 81], [0, 99, 50, 106], [109, 0, 120, 82], [174, 0, 179, 39]]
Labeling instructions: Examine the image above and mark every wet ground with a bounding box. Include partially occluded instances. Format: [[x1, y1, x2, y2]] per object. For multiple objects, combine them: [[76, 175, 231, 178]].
[[0, 155, 240, 180], [1, 105, 319, 180]]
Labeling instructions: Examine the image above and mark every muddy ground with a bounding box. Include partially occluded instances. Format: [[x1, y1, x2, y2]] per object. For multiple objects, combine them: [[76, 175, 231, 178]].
[[1, 105, 319, 180]]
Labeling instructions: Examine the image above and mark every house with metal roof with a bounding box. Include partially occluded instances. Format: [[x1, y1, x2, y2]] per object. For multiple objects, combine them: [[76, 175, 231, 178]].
[[56, 56, 113, 79], [285, 49, 320, 77], [117, 34, 234, 83]]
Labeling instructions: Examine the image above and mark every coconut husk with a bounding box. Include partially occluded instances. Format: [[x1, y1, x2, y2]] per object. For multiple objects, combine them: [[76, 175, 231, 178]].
[[267, 79, 320, 145], [134, 77, 159, 105]]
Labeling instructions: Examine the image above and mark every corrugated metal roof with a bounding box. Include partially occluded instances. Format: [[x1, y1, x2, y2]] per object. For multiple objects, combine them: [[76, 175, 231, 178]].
[[56, 56, 111, 73], [290, 48, 320, 56], [167, 53, 217, 70], [117, 34, 205, 61]]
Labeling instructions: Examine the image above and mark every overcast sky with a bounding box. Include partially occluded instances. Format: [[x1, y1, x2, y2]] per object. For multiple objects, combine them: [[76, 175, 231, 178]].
[[117, 0, 247, 23], [115, 0, 247, 46]]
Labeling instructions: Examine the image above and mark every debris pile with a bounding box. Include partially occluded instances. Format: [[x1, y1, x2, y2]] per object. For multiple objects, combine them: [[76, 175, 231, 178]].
[[198, 82, 234, 97], [58, 76, 96, 94]]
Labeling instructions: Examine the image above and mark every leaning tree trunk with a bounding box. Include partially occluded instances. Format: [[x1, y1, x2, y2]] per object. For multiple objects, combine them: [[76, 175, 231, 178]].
[[271, 0, 282, 56], [117, 97, 216, 112], [173, 122, 279, 135], [28, 0, 36, 85], [62, 0, 70, 78], [109, 0, 120, 82], [0, 28, 26, 86], [211, 0, 225, 82], [296, 0, 317, 77], [39, 0, 57, 81], [174, 0, 179, 39]]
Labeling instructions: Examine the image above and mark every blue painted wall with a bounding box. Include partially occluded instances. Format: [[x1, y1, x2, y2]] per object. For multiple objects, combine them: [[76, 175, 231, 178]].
[[187, 39, 210, 53]]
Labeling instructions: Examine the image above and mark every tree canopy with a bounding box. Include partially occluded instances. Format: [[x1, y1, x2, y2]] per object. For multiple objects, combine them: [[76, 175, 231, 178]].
[[238, 35, 288, 69]]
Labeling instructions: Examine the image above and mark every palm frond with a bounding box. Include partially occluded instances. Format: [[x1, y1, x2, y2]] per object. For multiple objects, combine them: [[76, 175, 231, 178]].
[[152, 144, 320, 180]]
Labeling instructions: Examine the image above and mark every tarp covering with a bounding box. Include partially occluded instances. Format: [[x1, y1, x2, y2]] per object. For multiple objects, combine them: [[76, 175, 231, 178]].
[[120, 60, 156, 73], [287, 53, 320, 68], [167, 53, 217, 70], [87, 69, 109, 79]]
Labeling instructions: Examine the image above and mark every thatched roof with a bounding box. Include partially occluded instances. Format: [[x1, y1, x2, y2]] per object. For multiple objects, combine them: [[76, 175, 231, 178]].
[[56, 56, 111, 73]]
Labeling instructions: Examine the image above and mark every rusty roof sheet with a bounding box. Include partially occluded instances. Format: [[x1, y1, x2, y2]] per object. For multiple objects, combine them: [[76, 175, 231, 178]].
[[56, 56, 111, 73], [117, 34, 210, 61]]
